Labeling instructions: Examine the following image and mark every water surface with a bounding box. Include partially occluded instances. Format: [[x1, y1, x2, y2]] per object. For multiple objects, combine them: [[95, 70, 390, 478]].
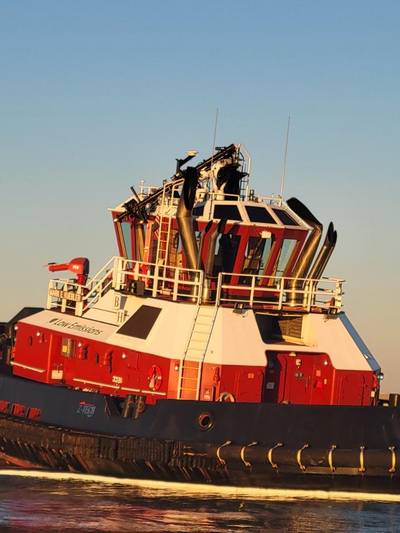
[[0, 471, 399, 532]]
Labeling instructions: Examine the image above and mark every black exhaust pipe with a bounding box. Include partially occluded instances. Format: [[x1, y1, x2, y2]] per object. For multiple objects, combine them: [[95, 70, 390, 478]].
[[307, 222, 337, 281], [286, 198, 323, 304], [176, 167, 199, 270]]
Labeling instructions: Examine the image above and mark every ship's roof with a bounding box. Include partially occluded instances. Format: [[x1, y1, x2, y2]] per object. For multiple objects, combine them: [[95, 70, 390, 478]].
[[193, 199, 311, 229]]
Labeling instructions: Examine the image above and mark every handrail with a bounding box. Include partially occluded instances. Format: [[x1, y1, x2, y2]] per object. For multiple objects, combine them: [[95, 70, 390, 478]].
[[215, 272, 344, 312], [47, 255, 344, 316]]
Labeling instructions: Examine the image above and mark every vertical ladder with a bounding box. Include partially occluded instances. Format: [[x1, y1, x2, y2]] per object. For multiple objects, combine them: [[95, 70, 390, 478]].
[[178, 305, 218, 400], [155, 184, 174, 266]]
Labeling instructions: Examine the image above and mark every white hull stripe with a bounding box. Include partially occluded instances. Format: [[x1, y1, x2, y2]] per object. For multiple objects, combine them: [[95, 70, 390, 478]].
[[72, 378, 167, 396], [11, 362, 45, 373]]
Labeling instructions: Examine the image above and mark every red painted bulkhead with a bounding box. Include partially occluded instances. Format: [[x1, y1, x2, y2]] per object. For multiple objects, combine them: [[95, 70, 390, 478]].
[[12, 324, 378, 407], [264, 351, 378, 406], [12, 322, 179, 405]]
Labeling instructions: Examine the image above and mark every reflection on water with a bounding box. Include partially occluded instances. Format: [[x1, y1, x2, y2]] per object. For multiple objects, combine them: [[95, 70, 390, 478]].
[[0, 471, 399, 532]]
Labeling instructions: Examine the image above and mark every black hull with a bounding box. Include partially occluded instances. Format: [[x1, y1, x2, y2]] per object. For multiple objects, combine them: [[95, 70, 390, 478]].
[[0, 373, 400, 494]]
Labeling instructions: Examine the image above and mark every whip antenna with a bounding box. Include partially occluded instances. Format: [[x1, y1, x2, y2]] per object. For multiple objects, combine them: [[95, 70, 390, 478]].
[[280, 114, 291, 200], [210, 107, 219, 187]]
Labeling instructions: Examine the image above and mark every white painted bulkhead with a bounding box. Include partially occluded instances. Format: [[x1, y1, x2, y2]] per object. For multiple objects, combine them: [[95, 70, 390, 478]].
[[22, 288, 379, 373]]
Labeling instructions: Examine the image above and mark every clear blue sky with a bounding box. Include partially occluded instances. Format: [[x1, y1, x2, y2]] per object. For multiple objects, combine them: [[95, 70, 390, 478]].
[[0, 1, 399, 390]]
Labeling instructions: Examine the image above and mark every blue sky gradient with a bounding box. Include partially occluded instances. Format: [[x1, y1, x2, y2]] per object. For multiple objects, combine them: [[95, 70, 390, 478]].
[[0, 1, 399, 390]]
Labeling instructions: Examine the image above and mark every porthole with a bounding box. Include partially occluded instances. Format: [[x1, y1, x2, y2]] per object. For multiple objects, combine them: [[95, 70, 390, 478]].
[[198, 412, 214, 431]]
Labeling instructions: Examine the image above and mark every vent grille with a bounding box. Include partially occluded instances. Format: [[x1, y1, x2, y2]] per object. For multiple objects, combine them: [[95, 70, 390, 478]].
[[255, 313, 303, 343]]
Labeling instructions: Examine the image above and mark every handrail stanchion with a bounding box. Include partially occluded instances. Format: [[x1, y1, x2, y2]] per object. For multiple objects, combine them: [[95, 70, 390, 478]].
[[216, 273, 223, 306], [335, 280, 343, 312], [249, 275, 256, 308], [307, 279, 318, 311], [173, 267, 180, 301], [75, 285, 83, 317], [278, 277, 284, 310], [134, 260, 140, 281], [152, 264, 159, 297], [302, 279, 309, 310], [197, 271, 204, 304]]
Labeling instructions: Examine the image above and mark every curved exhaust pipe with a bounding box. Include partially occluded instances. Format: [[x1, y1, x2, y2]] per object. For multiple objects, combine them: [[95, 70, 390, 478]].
[[135, 224, 145, 261], [307, 222, 337, 281], [287, 198, 323, 279], [286, 198, 323, 304], [176, 167, 199, 270]]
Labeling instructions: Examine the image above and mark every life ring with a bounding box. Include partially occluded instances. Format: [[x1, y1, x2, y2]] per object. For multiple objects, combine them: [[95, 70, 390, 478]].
[[218, 391, 235, 402], [147, 365, 162, 391]]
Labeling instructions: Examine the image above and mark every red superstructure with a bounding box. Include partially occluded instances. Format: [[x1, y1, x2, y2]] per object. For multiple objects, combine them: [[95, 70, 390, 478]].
[[11, 144, 381, 407]]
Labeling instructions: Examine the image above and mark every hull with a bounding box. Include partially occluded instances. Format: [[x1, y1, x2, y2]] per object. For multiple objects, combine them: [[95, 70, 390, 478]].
[[0, 373, 399, 494]]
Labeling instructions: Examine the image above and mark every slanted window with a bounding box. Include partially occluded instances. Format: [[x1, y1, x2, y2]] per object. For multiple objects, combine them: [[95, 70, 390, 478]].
[[272, 209, 298, 226], [275, 239, 297, 277], [213, 204, 242, 221], [121, 222, 133, 259], [245, 206, 276, 224], [242, 235, 273, 278], [213, 234, 241, 275], [193, 205, 204, 217]]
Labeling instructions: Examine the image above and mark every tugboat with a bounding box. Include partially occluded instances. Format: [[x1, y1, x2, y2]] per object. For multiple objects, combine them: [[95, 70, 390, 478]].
[[0, 143, 399, 494]]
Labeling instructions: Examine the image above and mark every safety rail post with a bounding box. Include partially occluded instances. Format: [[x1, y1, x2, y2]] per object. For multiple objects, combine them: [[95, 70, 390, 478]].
[[75, 285, 84, 317], [173, 267, 180, 301], [303, 279, 310, 311], [215, 273, 223, 306], [152, 264, 159, 297], [278, 277, 285, 310], [61, 282, 68, 313], [112, 257, 121, 290], [196, 271, 204, 304], [249, 275, 256, 308], [306, 279, 314, 311], [133, 260, 140, 281], [335, 280, 343, 311]]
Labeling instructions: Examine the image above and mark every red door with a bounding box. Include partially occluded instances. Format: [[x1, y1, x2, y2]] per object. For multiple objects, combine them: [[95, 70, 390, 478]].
[[283, 354, 313, 404]]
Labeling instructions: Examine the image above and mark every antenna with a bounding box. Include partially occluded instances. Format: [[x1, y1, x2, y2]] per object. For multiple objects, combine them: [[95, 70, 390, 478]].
[[280, 114, 291, 200], [210, 107, 219, 186]]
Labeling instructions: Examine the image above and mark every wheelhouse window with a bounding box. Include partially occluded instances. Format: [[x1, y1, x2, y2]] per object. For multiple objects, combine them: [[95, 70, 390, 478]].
[[245, 206, 276, 224], [272, 209, 298, 226], [213, 204, 242, 221], [274, 239, 297, 277], [213, 234, 241, 275], [242, 235, 273, 278], [121, 222, 133, 259], [193, 205, 204, 217]]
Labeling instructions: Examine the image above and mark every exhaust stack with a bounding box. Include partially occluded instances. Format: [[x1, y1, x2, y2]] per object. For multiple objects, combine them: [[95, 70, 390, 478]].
[[134, 224, 145, 261], [286, 197, 323, 304], [307, 222, 337, 281], [176, 167, 199, 270]]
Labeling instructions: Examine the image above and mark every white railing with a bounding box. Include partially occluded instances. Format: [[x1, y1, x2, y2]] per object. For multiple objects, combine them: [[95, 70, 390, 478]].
[[47, 256, 115, 315], [47, 257, 204, 315], [215, 272, 344, 313], [47, 256, 344, 316], [115, 258, 204, 304]]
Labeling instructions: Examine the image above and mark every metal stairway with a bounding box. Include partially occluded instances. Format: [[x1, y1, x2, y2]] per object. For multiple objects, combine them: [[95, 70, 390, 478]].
[[178, 305, 218, 400]]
